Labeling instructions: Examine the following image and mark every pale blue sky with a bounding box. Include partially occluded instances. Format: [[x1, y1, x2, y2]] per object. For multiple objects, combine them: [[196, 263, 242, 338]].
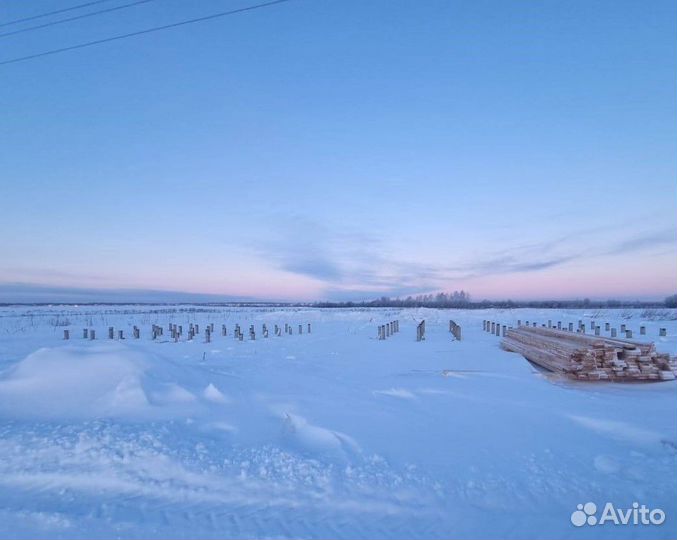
[[1, 0, 675, 302]]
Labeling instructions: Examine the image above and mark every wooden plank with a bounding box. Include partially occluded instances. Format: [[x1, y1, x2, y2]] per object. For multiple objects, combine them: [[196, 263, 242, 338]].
[[501, 326, 676, 383]]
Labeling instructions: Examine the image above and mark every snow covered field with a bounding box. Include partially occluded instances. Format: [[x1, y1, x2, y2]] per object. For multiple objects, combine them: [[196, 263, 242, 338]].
[[0, 305, 675, 539]]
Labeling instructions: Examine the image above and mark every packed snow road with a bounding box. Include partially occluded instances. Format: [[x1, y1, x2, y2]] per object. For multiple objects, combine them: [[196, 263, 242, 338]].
[[0, 306, 675, 539]]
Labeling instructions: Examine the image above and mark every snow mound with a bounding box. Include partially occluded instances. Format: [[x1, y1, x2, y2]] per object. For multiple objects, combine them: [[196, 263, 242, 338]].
[[203, 383, 229, 403], [0, 344, 150, 420], [373, 388, 416, 399], [281, 413, 361, 458]]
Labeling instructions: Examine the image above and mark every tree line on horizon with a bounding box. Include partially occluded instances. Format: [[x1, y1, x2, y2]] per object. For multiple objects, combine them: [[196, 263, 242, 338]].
[[314, 291, 677, 309], [2, 292, 675, 309]]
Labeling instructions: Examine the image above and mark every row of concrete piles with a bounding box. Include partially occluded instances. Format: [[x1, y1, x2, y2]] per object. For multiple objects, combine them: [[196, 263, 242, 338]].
[[64, 322, 312, 342], [376, 320, 431, 342], [515, 319, 666, 339], [483, 320, 509, 337], [378, 320, 399, 340], [484, 319, 668, 340], [230, 322, 310, 342]]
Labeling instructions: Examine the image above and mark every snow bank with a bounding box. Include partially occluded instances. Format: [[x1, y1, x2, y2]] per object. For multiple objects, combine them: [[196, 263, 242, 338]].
[[0, 344, 150, 419]]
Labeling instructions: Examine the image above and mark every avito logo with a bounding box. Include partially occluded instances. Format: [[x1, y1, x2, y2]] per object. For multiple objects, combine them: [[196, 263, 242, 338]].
[[571, 502, 665, 527]]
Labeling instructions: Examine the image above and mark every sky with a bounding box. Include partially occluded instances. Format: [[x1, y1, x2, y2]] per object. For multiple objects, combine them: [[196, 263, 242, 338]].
[[0, 0, 675, 303]]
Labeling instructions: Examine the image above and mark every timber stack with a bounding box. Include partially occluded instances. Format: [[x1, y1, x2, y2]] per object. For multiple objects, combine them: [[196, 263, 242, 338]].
[[501, 326, 677, 382]]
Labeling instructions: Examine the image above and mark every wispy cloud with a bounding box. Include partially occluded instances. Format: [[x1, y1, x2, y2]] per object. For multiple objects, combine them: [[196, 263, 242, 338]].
[[0, 283, 253, 304], [0, 267, 109, 283], [246, 216, 677, 300], [452, 255, 577, 277], [602, 228, 675, 256], [444, 226, 676, 281]]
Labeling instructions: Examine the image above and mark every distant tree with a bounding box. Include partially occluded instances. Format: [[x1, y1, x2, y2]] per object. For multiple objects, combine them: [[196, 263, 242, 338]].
[[666, 294, 677, 308], [311, 292, 664, 310]]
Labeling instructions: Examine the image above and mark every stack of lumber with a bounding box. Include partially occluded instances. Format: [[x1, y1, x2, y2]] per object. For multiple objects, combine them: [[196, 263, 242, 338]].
[[501, 326, 677, 382]]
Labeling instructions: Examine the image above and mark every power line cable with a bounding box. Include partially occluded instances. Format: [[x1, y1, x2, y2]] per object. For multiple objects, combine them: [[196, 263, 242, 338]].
[[0, 0, 116, 28], [0, 0, 157, 39], [0, 0, 292, 66]]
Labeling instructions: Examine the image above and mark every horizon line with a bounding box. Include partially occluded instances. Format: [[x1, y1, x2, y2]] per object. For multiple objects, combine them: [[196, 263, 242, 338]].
[[0, 282, 674, 306]]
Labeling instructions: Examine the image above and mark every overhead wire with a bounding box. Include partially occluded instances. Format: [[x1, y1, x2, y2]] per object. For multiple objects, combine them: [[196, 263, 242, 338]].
[[0, 0, 157, 39], [0, 0, 116, 28], [0, 0, 292, 66]]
